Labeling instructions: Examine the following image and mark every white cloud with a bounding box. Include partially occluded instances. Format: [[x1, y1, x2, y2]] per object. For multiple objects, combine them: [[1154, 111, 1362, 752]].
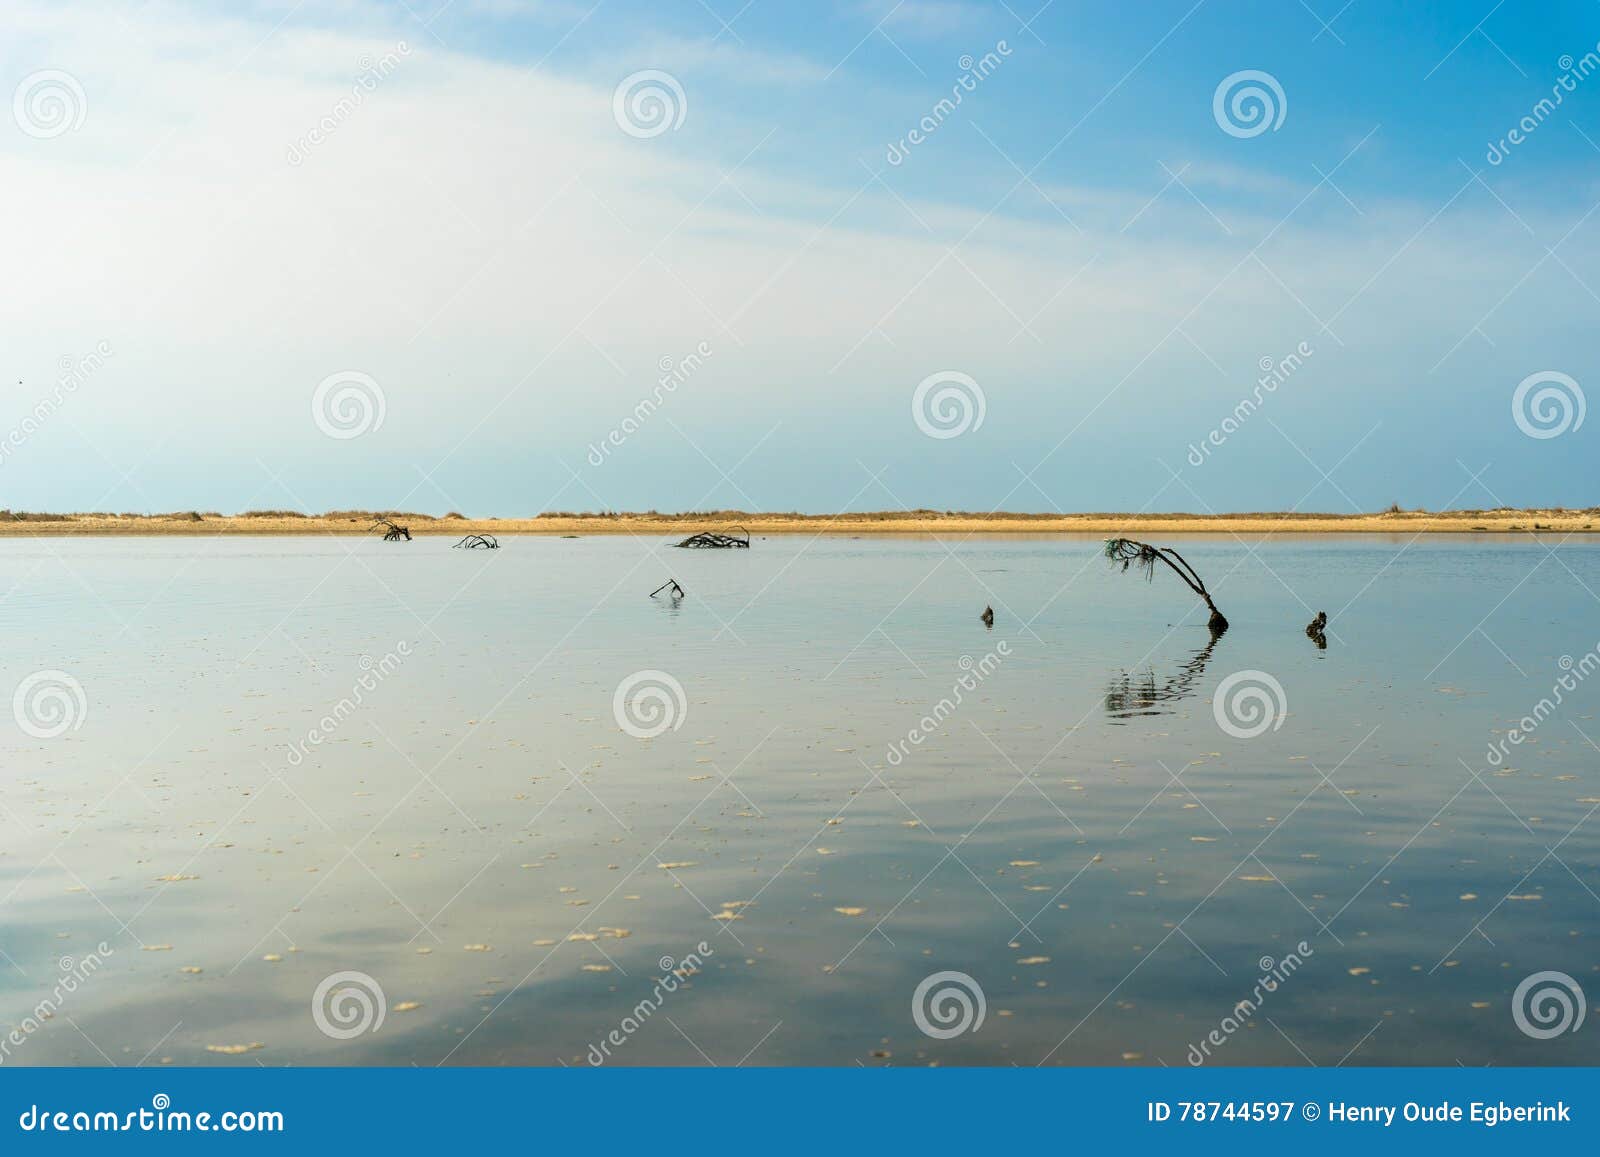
[[865, 0, 992, 37], [0, 1, 1594, 512]]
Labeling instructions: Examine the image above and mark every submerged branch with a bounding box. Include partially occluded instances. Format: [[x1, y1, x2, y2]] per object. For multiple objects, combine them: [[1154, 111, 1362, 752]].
[[370, 517, 411, 542], [674, 525, 750, 549]]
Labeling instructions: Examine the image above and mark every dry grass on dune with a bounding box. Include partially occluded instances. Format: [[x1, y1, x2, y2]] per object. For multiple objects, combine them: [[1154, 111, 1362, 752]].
[[0, 506, 1595, 536]]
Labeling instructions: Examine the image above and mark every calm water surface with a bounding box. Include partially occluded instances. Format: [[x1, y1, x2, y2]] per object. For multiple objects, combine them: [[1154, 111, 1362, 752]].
[[2, 534, 1597, 1066]]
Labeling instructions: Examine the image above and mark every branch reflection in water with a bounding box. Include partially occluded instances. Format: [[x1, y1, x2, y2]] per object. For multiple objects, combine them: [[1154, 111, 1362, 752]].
[[1103, 632, 1223, 723]]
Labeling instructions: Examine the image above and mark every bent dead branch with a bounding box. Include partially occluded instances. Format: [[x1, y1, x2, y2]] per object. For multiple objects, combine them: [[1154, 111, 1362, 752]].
[[650, 579, 686, 599], [673, 525, 750, 549], [371, 517, 411, 542], [1103, 538, 1227, 633], [453, 534, 499, 549]]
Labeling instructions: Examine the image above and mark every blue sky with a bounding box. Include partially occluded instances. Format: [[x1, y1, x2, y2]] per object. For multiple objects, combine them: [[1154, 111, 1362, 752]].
[[3, 0, 1598, 514]]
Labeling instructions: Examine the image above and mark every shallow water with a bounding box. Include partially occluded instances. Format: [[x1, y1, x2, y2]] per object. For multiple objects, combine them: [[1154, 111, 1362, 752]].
[[2, 533, 1597, 1067]]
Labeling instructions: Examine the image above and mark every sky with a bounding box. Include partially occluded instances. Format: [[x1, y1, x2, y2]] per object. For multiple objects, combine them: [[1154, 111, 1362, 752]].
[[2, 0, 1598, 516]]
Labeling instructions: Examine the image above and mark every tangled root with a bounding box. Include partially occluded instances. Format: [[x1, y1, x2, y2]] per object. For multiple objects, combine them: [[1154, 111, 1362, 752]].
[[674, 525, 750, 549]]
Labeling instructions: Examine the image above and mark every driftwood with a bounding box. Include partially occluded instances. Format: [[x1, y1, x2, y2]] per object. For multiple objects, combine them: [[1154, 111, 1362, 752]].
[[673, 525, 750, 549], [453, 534, 499, 549], [1306, 610, 1327, 649], [980, 605, 994, 627], [1104, 538, 1227, 633], [650, 579, 686, 599], [371, 517, 411, 542]]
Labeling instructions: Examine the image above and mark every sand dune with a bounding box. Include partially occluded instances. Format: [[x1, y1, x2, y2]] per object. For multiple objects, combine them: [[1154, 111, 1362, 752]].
[[1, 509, 1594, 537]]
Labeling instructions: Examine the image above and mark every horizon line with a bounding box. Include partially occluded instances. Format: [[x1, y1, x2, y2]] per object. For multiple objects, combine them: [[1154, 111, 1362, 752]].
[[4, 505, 1595, 522]]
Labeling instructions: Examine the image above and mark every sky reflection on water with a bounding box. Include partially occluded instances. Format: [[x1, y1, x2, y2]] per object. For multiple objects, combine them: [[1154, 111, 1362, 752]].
[[1, 534, 1597, 1067]]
